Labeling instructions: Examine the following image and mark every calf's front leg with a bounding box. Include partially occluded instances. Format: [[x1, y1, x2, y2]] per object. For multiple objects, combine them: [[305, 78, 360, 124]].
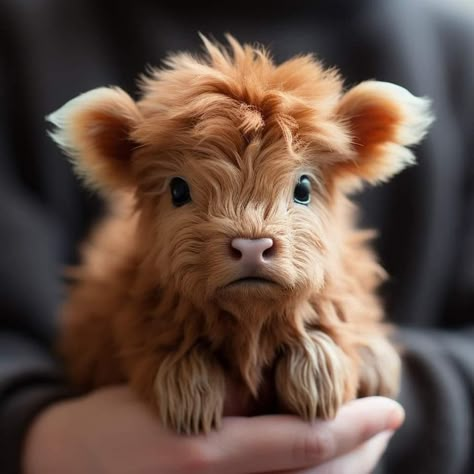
[[129, 342, 226, 434], [155, 344, 226, 434], [275, 330, 357, 420], [356, 334, 401, 398]]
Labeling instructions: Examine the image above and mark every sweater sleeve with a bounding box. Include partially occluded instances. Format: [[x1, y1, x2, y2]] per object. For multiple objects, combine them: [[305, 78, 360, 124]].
[[376, 328, 474, 474], [0, 333, 77, 474], [0, 182, 78, 474]]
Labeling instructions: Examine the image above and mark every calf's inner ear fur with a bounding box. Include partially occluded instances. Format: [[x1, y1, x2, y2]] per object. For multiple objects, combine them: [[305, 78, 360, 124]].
[[333, 81, 433, 187], [47, 87, 141, 193]]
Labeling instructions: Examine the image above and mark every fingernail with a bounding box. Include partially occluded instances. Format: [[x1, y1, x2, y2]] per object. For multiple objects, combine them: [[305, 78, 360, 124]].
[[386, 404, 405, 430]]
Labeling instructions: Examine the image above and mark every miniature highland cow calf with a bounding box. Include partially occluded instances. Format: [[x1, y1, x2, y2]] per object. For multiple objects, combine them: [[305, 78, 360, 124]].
[[49, 36, 432, 434]]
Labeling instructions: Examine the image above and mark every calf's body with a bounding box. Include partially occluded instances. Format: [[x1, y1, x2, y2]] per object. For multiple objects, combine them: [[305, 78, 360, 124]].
[[49, 37, 432, 434]]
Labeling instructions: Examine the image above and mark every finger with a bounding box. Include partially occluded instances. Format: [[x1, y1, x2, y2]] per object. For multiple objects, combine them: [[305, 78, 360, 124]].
[[309, 430, 394, 474], [206, 397, 404, 474], [266, 431, 394, 474]]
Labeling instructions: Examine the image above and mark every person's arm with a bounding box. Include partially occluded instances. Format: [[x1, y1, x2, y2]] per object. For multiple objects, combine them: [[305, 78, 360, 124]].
[[0, 178, 78, 474], [384, 201, 474, 473], [0, 334, 76, 474], [378, 327, 474, 474]]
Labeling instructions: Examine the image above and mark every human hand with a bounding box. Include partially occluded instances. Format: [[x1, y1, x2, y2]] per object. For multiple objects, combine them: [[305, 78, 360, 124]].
[[23, 386, 403, 474]]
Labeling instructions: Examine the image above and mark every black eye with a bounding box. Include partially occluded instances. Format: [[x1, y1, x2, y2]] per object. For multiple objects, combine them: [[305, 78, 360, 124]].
[[293, 175, 312, 205], [170, 177, 191, 207]]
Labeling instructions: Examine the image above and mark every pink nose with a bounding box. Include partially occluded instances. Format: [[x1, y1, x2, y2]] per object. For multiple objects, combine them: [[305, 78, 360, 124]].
[[231, 238, 274, 265]]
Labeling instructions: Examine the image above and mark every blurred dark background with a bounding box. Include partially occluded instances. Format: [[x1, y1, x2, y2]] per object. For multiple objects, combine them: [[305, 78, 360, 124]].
[[1, 1, 473, 473]]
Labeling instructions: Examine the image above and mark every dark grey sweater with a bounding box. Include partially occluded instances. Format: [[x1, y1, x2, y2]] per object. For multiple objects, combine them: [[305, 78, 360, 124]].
[[0, 0, 473, 472]]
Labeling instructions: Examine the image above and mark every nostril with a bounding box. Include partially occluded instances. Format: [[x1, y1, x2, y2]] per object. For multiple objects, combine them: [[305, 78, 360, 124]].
[[262, 243, 276, 260], [230, 244, 242, 260]]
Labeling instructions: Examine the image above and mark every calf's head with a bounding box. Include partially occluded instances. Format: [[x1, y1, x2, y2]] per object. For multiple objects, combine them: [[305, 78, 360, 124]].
[[48, 37, 432, 313]]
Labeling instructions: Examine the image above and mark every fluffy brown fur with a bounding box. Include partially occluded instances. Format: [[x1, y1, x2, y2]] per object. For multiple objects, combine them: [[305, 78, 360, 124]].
[[48, 36, 433, 434]]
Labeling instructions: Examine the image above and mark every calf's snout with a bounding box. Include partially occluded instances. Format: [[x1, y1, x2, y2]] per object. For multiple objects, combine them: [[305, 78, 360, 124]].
[[230, 238, 274, 267]]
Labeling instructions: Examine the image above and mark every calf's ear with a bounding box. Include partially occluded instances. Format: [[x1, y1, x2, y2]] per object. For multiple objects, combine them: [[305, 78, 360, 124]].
[[334, 81, 433, 186], [47, 87, 141, 193]]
